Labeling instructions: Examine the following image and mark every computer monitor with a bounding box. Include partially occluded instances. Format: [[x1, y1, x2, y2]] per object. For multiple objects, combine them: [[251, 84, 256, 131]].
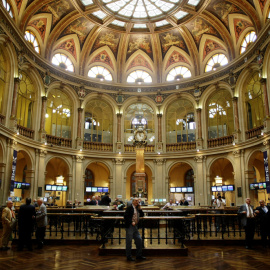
[[43, 197, 48, 202], [57, 186, 62, 191], [186, 196, 192, 201], [92, 187, 98, 192], [212, 186, 217, 192], [158, 199, 163, 202], [263, 182, 267, 188], [187, 187, 193, 193], [222, 186, 228, 192], [86, 187, 92, 192], [176, 187, 182, 192], [154, 199, 158, 202], [170, 187, 176, 193], [259, 183, 264, 189], [25, 183, 30, 189], [182, 187, 187, 193], [228, 185, 234, 191], [217, 186, 222, 192], [97, 187, 103, 192], [163, 199, 166, 202], [250, 183, 255, 190], [52, 185, 57, 191], [103, 187, 109, 193], [62, 186, 68, 191], [86, 198, 91, 202]]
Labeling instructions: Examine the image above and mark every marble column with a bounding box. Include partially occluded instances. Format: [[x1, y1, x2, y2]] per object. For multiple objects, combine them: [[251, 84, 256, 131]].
[[196, 108, 203, 149], [0, 163, 6, 205], [153, 159, 166, 198], [112, 158, 125, 199], [9, 78, 20, 131], [157, 114, 162, 142], [232, 97, 241, 143], [261, 79, 270, 117], [194, 155, 206, 205], [76, 108, 84, 149], [74, 155, 84, 203], [116, 113, 122, 152], [39, 96, 47, 142], [37, 150, 47, 198]]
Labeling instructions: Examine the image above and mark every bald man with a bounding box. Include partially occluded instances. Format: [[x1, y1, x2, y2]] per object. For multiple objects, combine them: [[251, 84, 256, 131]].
[[1, 201, 15, 250]]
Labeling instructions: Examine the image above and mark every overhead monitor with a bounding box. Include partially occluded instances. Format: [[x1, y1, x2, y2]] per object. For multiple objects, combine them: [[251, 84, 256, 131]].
[[52, 185, 57, 191], [103, 187, 109, 193], [57, 186, 62, 191], [163, 199, 166, 202], [222, 186, 228, 192], [86, 187, 92, 192], [259, 183, 264, 189], [158, 199, 163, 202], [228, 185, 234, 191], [216, 186, 222, 192], [250, 183, 255, 190], [154, 199, 158, 202], [182, 187, 187, 193], [62, 186, 68, 191], [212, 186, 217, 192], [170, 187, 176, 193], [176, 187, 182, 192], [187, 187, 193, 193], [97, 187, 103, 192], [263, 182, 267, 188], [45, 185, 52, 191], [92, 187, 98, 192]]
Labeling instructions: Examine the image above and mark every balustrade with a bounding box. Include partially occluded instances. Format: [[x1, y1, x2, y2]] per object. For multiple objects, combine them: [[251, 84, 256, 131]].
[[46, 134, 72, 148], [245, 125, 264, 139], [124, 144, 155, 152], [166, 142, 196, 152], [17, 124, 34, 139], [207, 135, 234, 148], [83, 141, 113, 151]]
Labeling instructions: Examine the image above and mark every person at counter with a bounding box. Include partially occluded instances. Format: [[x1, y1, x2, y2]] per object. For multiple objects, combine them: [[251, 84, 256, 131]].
[[180, 199, 189, 206], [162, 199, 176, 209], [100, 192, 111, 206], [66, 200, 72, 208], [255, 200, 270, 247], [89, 196, 100, 205]]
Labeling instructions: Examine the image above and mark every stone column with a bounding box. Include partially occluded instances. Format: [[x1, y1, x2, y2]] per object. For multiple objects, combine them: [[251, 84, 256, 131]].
[[232, 97, 241, 143], [153, 159, 166, 198], [76, 108, 84, 149], [156, 114, 163, 152], [112, 158, 125, 199], [37, 150, 47, 198], [261, 79, 270, 132], [165, 176, 170, 200], [194, 155, 206, 205], [0, 163, 6, 205], [196, 108, 203, 149], [206, 174, 212, 205], [25, 170, 35, 199], [39, 96, 47, 142], [68, 173, 73, 201], [116, 113, 122, 152], [10, 78, 20, 131], [74, 155, 84, 203]]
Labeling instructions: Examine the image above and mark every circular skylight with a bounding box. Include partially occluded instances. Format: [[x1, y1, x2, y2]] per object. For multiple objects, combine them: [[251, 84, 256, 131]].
[[102, 0, 180, 20]]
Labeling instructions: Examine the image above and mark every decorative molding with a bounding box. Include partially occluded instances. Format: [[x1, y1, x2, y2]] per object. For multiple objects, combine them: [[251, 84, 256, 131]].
[[153, 159, 166, 165], [194, 156, 205, 163], [112, 158, 125, 165], [233, 150, 241, 157], [76, 155, 84, 162]]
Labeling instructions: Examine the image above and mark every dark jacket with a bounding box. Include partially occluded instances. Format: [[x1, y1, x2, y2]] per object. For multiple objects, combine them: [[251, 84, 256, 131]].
[[18, 204, 36, 231], [100, 195, 111, 206], [255, 205, 270, 228], [124, 205, 144, 228]]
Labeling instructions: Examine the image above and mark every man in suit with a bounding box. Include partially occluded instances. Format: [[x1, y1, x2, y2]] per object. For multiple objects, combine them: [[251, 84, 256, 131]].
[[126, 197, 133, 207], [36, 198, 47, 249], [100, 192, 111, 206], [18, 197, 36, 251], [238, 198, 256, 249], [1, 200, 15, 250], [255, 200, 270, 247], [124, 198, 146, 261]]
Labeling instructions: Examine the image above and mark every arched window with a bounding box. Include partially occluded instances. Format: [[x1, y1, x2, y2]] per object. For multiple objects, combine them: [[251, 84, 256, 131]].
[[245, 73, 265, 130], [127, 70, 152, 83], [2, 0, 13, 18], [124, 103, 155, 144], [240, 31, 257, 54], [205, 54, 228, 72], [17, 72, 35, 129], [46, 89, 72, 138], [24, 30, 40, 54], [84, 99, 113, 143], [0, 47, 7, 115], [52, 53, 74, 72], [166, 66, 191, 81], [207, 90, 234, 139], [166, 99, 195, 143], [88, 66, 113, 81]]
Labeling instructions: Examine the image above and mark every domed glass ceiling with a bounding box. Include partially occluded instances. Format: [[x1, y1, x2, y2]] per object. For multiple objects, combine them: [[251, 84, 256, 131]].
[[102, 0, 179, 19]]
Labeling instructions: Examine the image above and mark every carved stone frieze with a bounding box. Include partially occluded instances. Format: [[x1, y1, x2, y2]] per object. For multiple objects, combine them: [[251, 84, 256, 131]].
[[112, 158, 125, 165]]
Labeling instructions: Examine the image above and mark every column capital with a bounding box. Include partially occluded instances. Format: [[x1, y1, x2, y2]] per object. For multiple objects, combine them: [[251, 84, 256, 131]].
[[233, 150, 241, 157], [232, 96, 238, 102], [112, 158, 125, 165], [194, 155, 205, 163], [42, 96, 47, 101], [196, 108, 202, 113], [157, 113, 162, 118], [78, 107, 83, 112], [75, 155, 84, 162], [260, 78, 267, 85], [153, 159, 166, 165], [14, 77, 20, 84], [117, 113, 122, 117]]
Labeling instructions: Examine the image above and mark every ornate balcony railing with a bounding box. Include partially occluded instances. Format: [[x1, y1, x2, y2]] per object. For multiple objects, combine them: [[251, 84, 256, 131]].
[[17, 124, 34, 139], [83, 141, 113, 151], [0, 113, 5, 125], [207, 135, 234, 148], [46, 134, 72, 148], [124, 144, 155, 152], [166, 142, 196, 152], [245, 125, 264, 139]]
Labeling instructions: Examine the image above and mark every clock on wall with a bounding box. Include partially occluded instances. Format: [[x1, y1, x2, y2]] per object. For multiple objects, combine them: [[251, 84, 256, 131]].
[[134, 128, 147, 142]]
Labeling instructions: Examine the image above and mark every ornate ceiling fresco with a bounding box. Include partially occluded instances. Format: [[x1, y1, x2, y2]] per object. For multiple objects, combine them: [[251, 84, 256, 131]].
[[1, 0, 270, 88]]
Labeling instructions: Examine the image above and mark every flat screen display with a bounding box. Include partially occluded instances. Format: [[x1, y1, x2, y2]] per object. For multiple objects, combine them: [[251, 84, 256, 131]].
[[86, 187, 92, 192], [103, 187, 109, 193], [254, 183, 259, 189], [222, 186, 228, 192], [25, 183, 30, 189], [62, 186, 68, 191], [158, 199, 163, 202], [43, 197, 48, 202], [21, 183, 26, 189], [57, 186, 62, 191], [97, 187, 103, 192], [170, 187, 176, 193], [52, 185, 57, 191], [182, 187, 187, 193], [259, 183, 264, 189], [250, 183, 255, 190], [263, 182, 267, 188], [92, 187, 97, 192], [46, 185, 52, 191], [228, 185, 234, 191], [187, 187, 193, 193], [217, 186, 222, 192], [163, 199, 167, 202], [212, 186, 217, 192], [17, 183, 22, 189], [176, 187, 182, 192], [154, 199, 158, 202], [187, 196, 192, 201]]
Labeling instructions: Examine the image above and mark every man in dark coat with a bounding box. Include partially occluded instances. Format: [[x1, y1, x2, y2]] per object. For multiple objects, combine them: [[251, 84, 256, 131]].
[[100, 192, 111, 206], [18, 197, 36, 251], [255, 200, 270, 247], [124, 198, 146, 261]]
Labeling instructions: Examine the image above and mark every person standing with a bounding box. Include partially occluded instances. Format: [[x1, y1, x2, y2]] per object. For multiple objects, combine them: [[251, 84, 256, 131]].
[[238, 198, 256, 249], [35, 198, 47, 249], [255, 200, 270, 247], [18, 198, 36, 251], [100, 192, 111, 206], [124, 198, 146, 261], [1, 201, 15, 250]]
